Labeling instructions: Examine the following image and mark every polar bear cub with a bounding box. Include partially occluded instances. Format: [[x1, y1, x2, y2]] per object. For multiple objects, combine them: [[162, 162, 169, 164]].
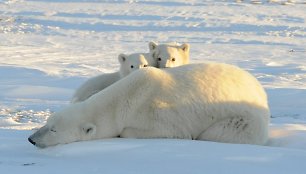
[[29, 63, 270, 148], [118, 53, 156, 77], [71, 53, 155, 103], [149, 41, 190, 68]]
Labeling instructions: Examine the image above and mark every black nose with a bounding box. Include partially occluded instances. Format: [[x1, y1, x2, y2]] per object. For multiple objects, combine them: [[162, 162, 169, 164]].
[[28, 137, 36, 145]]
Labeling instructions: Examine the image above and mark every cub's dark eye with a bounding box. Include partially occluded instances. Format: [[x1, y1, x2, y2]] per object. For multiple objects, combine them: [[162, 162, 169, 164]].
[[158, 57, 162, 61], [144, 65, 148, 67], [171, 58, 176, 62], [131, 65, 134, 68]]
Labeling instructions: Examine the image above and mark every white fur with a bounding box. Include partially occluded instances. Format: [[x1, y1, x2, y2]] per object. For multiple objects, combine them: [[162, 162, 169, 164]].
[[149, 41, 190, 68], [118, 53, 156, 77], [29, 63, 270, 148], [71, 53, 156, 103]]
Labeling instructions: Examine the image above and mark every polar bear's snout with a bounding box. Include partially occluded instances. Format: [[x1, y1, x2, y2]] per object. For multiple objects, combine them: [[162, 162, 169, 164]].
[[28, 137, 36, 145], [28, 125, 51, 148]]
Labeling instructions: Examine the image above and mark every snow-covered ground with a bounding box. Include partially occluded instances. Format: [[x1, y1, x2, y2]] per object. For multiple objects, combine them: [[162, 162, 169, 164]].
[[0, 0, 306, 173]]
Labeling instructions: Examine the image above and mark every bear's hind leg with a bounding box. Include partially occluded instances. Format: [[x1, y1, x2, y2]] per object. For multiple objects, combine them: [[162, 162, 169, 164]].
[[197, 116, 267, 145]]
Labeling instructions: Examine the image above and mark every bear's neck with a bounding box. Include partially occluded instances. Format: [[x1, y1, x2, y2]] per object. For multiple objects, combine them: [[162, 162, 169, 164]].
[[81, 68, 159, 134]]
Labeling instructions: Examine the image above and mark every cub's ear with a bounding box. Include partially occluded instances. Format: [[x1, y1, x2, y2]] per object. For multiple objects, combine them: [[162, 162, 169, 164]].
[[149, 41, 158, 51], [82, 123, 96, 136], [180, 43, 190, 52], [118, 54, 127, 64]]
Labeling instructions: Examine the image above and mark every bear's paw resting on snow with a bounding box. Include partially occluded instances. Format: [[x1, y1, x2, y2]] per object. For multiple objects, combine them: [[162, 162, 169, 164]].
[[71, 52, 156, 103], [29, 63, 270, 148]]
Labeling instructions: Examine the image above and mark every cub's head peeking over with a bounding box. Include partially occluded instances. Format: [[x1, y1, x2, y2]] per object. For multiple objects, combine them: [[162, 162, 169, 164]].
[[149, 41, 190, 68], [118, 53, 156, 77]]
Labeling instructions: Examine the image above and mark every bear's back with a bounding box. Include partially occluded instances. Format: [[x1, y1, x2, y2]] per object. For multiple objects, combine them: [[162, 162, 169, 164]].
[[151, 63, 268, 109]]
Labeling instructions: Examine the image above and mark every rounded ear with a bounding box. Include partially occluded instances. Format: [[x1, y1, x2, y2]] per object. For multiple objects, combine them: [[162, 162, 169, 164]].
[[82, 123, 96, 136], [118, 54, 127, 64], [180, 43, 190, 52], [149, 41, 158, 51]]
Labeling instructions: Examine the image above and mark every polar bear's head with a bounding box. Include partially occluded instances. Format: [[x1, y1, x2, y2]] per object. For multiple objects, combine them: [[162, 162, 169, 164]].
[[118, 53, 156, 78], [149, 41, 190, 68], [28, 101, 119, 148], [28, 106, 95, 148], [28, 103, 118, 148]]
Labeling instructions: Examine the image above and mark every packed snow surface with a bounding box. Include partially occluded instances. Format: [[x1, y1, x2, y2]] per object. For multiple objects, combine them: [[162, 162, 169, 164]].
[[0, 0, 305, 173]]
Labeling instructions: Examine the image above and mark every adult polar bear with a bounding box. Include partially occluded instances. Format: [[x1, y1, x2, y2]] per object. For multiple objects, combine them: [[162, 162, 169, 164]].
[[28, 63, 270, 148]]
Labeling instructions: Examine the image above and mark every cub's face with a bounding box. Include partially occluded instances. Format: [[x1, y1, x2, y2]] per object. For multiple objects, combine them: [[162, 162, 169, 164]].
[[118, 53, 153, 77], [149, 42, 190, 68], [28, 106, 97, 148]]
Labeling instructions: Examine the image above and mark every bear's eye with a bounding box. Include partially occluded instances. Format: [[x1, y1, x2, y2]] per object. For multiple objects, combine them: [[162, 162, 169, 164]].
[[158, 57, 162, 61], [86, 128, 92, 134], [131, 65, 134, 69], [171, 58, 176, 62], [84, 127, 93, 134], [144, 65, 148, 67], [50, 129, 56, 133]]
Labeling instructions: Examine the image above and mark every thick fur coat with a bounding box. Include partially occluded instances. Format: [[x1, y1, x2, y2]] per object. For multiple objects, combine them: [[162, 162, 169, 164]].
[[29, 63, 270, 148], [71, 53, 155, 103]]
